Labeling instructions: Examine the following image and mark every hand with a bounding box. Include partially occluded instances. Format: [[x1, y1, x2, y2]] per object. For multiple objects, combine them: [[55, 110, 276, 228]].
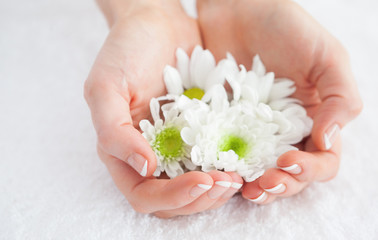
[[197, 0, 362, 203], [84, 0, 242, 218]]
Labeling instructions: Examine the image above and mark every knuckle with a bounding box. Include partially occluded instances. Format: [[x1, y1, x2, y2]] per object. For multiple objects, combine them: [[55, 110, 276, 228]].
[[128, 200, 151, 214], [166, 196, 186, 210], [97, 127, 114, 150], [349, 98, 363, 117], [83, 78, 92, 103]]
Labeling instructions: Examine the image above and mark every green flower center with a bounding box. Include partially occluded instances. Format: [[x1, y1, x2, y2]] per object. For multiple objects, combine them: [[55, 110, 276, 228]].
[[183, 87, 205, 100], [154, 127, 184, 160], [218, 135, 249, 159]]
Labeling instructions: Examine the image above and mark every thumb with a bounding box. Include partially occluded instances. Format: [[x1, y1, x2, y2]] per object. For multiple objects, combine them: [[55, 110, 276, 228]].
[[84, 70, 156, 177], [311, 55, 362, 151]]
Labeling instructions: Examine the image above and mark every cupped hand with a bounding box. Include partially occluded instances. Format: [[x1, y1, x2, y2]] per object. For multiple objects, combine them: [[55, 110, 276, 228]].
[[84, 0, 242, 218], [197, 0, 362, 203]]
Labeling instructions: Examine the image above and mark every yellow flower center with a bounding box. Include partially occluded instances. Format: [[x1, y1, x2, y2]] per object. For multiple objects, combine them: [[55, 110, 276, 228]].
[[183, 87, 205, 100]]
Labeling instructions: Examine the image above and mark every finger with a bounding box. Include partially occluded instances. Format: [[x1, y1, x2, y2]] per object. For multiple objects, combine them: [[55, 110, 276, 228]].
[[100, 150, 214, 214], [242, 178, 277, 205], [154, 171, 232, 216], [277, 137, 341, 182], [257, 168, 308, 198], [207, 172, 243, 210], [85, 60, 157, 177], [312, 46, 362, 151]]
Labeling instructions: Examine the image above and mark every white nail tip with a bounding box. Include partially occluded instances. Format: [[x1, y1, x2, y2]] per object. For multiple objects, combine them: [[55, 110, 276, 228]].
[[249, 192, 267, 203], [215, 181, 232, 188], [264, 183, 286, 194], [324, 134, 332, 150], [324, 124, 340, 150], [280, 164, 302, 174], [231, 182, 243, 189], [140, 161, 148, 177], [197, 184, 212, 190]]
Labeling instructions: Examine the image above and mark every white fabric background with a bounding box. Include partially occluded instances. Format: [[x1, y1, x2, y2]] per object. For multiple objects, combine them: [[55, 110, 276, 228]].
[[1, 0, 377, 239]]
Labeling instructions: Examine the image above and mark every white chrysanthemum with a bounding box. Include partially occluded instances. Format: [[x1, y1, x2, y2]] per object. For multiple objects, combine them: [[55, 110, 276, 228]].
[[225, 54, 313, 145], [181, 85, 298, 182], [163, 46, 230, 109], [139, 98, 196, 178], [140, 46, 313, 181]]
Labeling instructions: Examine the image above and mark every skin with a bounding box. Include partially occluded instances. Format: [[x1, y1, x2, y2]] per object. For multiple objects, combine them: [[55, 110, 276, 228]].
[[84, 0, 362, 217]]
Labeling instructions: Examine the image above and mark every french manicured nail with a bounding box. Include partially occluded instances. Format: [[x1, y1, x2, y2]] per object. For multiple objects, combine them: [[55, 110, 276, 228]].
[[248, 191, 267, 203], [231, 182, 243, 190], [324, 124, 340, 150], [190, 184, 212, 197], [221, 182, 242, 199], [280, 164, 302, 175], [264, 183, 286, 194], [208, 181, 232, 199], [127, 153, 148, 177]]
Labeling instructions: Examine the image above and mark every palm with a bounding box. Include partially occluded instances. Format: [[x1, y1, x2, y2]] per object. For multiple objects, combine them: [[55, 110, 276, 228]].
[[91, 8, 201, 126]]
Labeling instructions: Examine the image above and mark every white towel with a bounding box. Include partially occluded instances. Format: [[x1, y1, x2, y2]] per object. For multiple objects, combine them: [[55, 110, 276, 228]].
[[1, 0, 377, 239]]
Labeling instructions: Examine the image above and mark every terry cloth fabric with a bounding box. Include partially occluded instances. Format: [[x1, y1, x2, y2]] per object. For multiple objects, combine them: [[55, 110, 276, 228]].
[[1, 0, 377, 239]]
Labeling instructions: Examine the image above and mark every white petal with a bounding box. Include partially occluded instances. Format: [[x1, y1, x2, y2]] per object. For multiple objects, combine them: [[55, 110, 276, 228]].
[[252, 55, 266, 77], [153, 168, 161, 177], [226, 74, 241, 101], [272, 111, 292, 134], [269, 78, 296, 101], [164, 65, 184, 95], [256, 103, 273, 122], [182, 158, 197, 170], [149, 98, 160, 123], [204, 63, 226, 91], [203, 84, 229, 112], [139, 119, 152, 132], [244, 170, 265, 182], [181, 127, 196, 146], [177, 95, 196, 111], [163, 107, 179, 122], [259, 72, 275, 103], [269, 98, 300, 111], [161, 102, 176, 112], [139, 120, 155, 139], [165, 161, 184, 178], [202, 164, 216, 172], [190, 46, 216, 89], [241, 86, 259, 106], [219, 150, 239, 163], [176, 48, 191, 89], [191, 145, 202, 165]]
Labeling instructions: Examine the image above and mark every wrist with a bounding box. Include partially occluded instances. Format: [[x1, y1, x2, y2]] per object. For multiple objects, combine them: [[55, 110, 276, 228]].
[[97, 0, 181, 27]]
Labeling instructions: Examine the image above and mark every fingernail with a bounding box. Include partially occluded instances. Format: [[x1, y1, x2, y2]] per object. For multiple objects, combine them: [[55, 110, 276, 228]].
[[190, 184, 212, 197], [215, 181, 232, 188], [127, 153, 148, 177], [221, 182, 242, 199], [280, 164, 302, 175], [248, 191, 268, 203], [324, 124, 340, 150], [231, 182, 243, 190], [264, 183, 286, 194], [208, 181, 232, 199]]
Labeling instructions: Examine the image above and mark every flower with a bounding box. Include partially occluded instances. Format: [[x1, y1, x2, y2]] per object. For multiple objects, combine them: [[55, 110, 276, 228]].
[[139, 98, 196, 178], [181, 85, 298, 182], [225, 54, 313, 145], [163, 46, 230, 104], [140, 45, 313, 182]]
